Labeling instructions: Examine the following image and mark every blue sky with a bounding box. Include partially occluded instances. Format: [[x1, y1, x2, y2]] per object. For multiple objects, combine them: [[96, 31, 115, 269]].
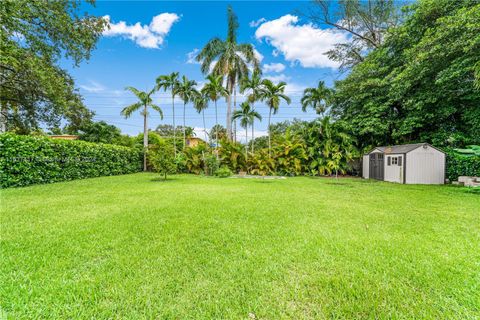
[[65, 1, 347, 139]]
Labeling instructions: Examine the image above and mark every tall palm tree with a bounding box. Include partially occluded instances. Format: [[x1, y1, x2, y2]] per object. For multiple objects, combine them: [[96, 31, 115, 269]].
[[175, 75, 198, 149], [121, 86, 163, 171], [240, 69, 264, 154], [260, 79, 291, 157], [155, 72, 180, 156], [193, 92, 209, 142], [201, 74, 228, 156], [300, 81, 332, 116], [232, 101, 261, 161], [196, 5, 260, 140]]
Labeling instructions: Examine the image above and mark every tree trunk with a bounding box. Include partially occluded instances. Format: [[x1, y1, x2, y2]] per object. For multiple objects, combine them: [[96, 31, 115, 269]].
[[226, 94, 232, 140], [215, 99, 219, 160], [233, 86, 237, 142], [202, 110, 207, 142], [143, 104, 148, 172], [245, 125, 248, 162], [172, 94, 176, 157], [0, 102, 6, 133], [268, 108, 272, 158], [251, 121, 254, 155], [183, 102, 186, 149]]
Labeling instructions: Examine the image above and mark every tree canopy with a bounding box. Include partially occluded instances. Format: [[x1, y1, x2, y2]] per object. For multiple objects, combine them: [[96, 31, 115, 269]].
[[0, 0, 106, 133]]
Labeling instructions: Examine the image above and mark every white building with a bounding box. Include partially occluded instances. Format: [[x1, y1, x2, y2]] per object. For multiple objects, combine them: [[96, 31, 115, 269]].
[[362, 143, 445, 184]]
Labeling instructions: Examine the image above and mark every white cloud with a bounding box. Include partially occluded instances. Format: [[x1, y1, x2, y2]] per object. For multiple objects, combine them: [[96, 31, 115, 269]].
[[255, 15, 349, 69], [262, 62, 285, 73], [80, 80, 106, 93], [249, 18, 266, 28], [264, 74, 290, 83], [186, 48, 200, 64], [103, 13, 180, 49]]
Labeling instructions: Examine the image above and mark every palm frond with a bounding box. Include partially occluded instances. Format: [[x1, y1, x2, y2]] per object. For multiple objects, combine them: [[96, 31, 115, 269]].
[[121, 102, 143, 118], [150, 104, 164, 120]]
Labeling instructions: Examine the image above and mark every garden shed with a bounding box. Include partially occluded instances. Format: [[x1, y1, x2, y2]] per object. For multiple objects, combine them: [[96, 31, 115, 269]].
[[362, 143, 445, 184]]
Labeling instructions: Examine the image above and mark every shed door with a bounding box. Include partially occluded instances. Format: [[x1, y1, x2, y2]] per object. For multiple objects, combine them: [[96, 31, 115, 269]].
[[369, 153, 384, 180]]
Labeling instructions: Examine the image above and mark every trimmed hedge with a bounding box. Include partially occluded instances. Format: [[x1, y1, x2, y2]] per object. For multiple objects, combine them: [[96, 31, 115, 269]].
[[0, 133, 142, 188], [446, 151, 480, 181]]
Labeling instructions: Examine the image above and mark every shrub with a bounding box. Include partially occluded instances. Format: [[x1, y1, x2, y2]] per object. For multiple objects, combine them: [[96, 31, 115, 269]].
[[214, 166, 233, 178], [446, 151, 480, 181], [0, 133, 142, 188], [148, 142, 176, 180]]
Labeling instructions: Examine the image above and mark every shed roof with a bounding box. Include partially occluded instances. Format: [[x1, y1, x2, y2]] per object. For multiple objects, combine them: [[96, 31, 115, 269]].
[[368, 143, 444, 155]]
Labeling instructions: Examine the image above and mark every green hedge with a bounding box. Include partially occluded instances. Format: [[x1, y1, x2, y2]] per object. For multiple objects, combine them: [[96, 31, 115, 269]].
[[0, 133, 142, 188], [446, 151, 480, 181]]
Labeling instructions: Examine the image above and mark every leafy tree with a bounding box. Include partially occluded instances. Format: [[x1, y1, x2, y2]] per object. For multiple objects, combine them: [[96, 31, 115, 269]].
[[196, 6, 260, 140], [218, 138, 246, 173], [202, 74, 228, 156], [175, 75, 198, 149], [232, 101, 262, 160], [121, 87, 163, 171], [332, 0, 480, 148], [0, 0, 106, 133], [260, 79, 291, 156], [301, 81, 332, 115], [304, 0, 403, 70], [77, 121, 121, 144], [272, 129, 307, 176], [149, 142, 176, 180], [156, 72, 180, 156]]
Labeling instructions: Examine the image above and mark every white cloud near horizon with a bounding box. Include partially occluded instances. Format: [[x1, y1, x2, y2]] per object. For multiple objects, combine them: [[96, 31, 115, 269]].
[[262, 62, 286, 73], [255, 15, 349, 69], [264, 73, 290, 83], [186, 48, 200, 64], [80, 80, 106, 93], [249, 18, 267, 28], [103, 13, 180, 49]]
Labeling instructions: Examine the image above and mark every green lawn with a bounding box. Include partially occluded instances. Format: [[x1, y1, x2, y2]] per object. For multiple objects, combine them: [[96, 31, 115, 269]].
[[1, 174, 479, 319]]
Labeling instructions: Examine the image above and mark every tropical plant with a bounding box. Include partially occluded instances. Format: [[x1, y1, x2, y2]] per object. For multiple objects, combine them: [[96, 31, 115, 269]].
[[121, 86, 163, 171], [301, 81, 332, 115], [240, 69, 264, 154], [273, 129, 307, 176], [260, 79, 291, 157], [175, 76, 198, 148], [183, 143, 208, 175], [249, 148, 275, 178], [156, 72, 180, 156], [232, 101, 262, 160], [196, 5, 260, 140], [218, 138, 246, 173], [202, 74, 228, 155]]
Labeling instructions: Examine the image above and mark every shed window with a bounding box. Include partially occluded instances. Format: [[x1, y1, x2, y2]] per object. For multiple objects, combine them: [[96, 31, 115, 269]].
[[387, 156, 402, 166]]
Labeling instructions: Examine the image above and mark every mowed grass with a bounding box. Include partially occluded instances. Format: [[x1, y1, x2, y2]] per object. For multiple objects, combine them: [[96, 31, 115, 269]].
[[1, 174, 479, 319]]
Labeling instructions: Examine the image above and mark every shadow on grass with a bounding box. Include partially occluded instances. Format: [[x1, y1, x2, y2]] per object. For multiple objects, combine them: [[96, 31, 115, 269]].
[[150, 177, 178, 183]]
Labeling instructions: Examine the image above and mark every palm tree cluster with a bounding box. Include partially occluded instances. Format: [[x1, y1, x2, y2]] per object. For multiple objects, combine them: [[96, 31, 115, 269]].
[[121, 6, 335, 173]]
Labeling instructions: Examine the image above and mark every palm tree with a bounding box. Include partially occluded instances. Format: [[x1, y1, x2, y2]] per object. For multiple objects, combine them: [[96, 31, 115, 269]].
[[121, 86, 163, 171], [201, 74, 228, 156], [193, 92, 209, 142], [300, 81, 332, 115], [175, 75, 198, 149], [155, 72, 180, 156], [240, 69, 263, 155], [196, 5, 260, 140], [260, 79, 291, 157], [232, 101, 261, 161]]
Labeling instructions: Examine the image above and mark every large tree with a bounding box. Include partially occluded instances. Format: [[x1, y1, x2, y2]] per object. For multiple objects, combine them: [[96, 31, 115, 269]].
[[196, 5, 260, 140], [0, 0, 106, 133], [332, 0, 480, 148], [175, 76, 198, 149], [304, 0, 403, 70], [301, 81, 332, 116]]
